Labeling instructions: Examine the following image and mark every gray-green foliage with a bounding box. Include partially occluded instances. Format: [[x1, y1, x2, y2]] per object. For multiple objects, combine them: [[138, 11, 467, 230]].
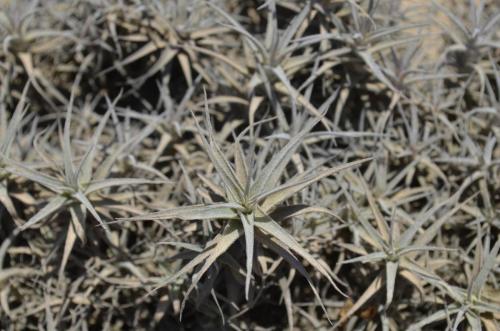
[[0, 0, 499, 330]]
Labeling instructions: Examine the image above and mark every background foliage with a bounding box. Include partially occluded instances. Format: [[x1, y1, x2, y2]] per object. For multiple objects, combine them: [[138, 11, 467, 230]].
[[0, 0, 499, 330]]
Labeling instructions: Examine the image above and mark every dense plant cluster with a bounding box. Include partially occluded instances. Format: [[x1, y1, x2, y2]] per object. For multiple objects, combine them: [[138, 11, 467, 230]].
[[1, 0, 499, 330]]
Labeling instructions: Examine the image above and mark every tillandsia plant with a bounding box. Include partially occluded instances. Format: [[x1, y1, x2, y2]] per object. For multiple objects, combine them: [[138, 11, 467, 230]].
[[408, 235, 500, 331], [98, 0, 243, 90], [434, 0, 500, 72], [0, 0, 78, 110], [337, 173, 472, 326], [1, 82, 165, 278], [210, 0, 336, 127], [123, 97, 371, 318]]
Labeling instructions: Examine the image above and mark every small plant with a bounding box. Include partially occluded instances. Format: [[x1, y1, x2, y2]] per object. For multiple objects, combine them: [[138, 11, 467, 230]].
[[2, 85, 163, 278], [337, 174, 470, 325], [124, 100, 370, 316], [408, 235, 500, 330]]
